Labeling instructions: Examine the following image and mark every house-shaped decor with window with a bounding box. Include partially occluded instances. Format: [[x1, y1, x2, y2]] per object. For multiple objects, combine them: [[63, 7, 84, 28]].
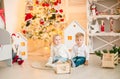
[[12, 32, 27, 60], [64, 21, 85, 50], [0, 28, 12, 66]]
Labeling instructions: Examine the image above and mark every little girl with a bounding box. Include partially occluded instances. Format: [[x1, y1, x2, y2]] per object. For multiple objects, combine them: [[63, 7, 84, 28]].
[[45, 34, 71, 68]]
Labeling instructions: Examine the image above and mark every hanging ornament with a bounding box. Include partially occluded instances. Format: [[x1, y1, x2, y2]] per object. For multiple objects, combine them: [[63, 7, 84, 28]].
[[100, 20, 105, 32], [22, 30, 27, 34], [40, 19, 44, 25], [45, 3, 49, 7], [36, 0, 39, 5], [91, 3, 97, 16], [60, 18, 64, 22], [51, 8, 56, 13], [90, 20, 100, 33], [26, 20, 31, 26], [54, 1, 58, 6], [42, 3, 46, 7], [59, 9, 63, 13], [109, 18, 114, 32], [25, 13, 33, 21], [56, 10, 58, 13]]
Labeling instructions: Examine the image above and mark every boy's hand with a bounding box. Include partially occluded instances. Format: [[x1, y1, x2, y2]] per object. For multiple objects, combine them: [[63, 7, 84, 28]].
[[84, 60, 88, 65]]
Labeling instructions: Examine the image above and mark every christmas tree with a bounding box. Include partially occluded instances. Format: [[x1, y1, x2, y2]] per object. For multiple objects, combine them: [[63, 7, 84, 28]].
[[21, 0, 65, 42]]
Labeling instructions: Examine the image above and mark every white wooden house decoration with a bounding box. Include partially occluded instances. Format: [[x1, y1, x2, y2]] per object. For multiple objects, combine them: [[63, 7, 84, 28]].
[[12, 32, 27, 60], [64, 21, 85, 50], [0, 28, 12, 66]]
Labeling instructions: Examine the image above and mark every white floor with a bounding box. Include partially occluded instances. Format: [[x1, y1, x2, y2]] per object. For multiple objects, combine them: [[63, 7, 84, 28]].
[[0, 52, 120, 79]]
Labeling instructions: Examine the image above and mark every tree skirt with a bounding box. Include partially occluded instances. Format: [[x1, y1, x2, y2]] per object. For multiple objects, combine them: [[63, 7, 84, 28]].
[[31, 61, 53, 70]]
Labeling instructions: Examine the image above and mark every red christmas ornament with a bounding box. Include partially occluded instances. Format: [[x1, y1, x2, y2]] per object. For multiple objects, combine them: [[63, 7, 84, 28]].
[[45, 3, 49, 7], [101, 20, 105, 32], [101, 25, 104, 32], [22, 30, 26, 34], [60, 19, 64, 22], [59, 9, 63, 13], [56, 10, 58, 13], [40, 20, 44, 25], [54, 2, 58, 6], [42, 3, 45, 7], [25, 13, 33, 21], [36, 0, 39, 4]]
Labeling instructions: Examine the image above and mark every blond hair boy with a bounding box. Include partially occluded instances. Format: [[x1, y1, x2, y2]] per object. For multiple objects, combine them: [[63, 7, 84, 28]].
[[71, 32, 89, 67]]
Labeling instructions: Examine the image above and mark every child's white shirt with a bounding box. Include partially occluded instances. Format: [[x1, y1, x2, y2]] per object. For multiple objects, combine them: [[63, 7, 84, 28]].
[[72, 44, 89, 60], [49, 44, 71, 63]]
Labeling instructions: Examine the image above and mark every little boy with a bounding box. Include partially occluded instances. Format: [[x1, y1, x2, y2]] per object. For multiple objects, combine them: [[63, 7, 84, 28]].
[[71, 32, 89, 67]]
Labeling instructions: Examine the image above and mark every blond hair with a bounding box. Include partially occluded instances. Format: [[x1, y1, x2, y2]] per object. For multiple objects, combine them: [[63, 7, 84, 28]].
[[75, 32, 84, 40], [52, 34, 61, 40]]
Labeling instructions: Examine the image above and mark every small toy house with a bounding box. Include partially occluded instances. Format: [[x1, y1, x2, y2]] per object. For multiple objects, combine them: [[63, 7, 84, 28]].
[[0, 28, 12, 66], [12, 32, 27, 60], [64, 21, 85, 50]]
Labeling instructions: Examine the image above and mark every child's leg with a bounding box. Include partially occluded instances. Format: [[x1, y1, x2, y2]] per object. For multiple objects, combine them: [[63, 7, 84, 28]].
[[71, 56, 78, 67], [58, 57, 67, 62], [74, 57, 85, 67], [72, 56, 78, 62], [12, 49, 17, 59], [53, 56, 60, 63], [53, 56, 67, 63]]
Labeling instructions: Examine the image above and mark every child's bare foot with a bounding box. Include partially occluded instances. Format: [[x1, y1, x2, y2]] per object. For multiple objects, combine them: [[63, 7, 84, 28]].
[[84, 61, 88, 66]]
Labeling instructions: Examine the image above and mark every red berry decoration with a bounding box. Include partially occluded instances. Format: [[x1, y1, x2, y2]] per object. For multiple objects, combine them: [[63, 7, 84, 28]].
[[46, 3, 49, 7], [42, 3, 45, 7], [54, 2, 58, 6], [60, 18, 64, 22], [59, 9, 63, 13], [22, 30, 26, 34]]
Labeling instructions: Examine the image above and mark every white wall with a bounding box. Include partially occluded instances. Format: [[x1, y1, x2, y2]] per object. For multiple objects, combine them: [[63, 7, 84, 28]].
[[4, 0, 25, 33]]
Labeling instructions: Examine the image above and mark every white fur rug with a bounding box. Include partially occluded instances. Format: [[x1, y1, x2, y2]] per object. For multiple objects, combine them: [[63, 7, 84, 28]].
[[31, 61, 53, 70]]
